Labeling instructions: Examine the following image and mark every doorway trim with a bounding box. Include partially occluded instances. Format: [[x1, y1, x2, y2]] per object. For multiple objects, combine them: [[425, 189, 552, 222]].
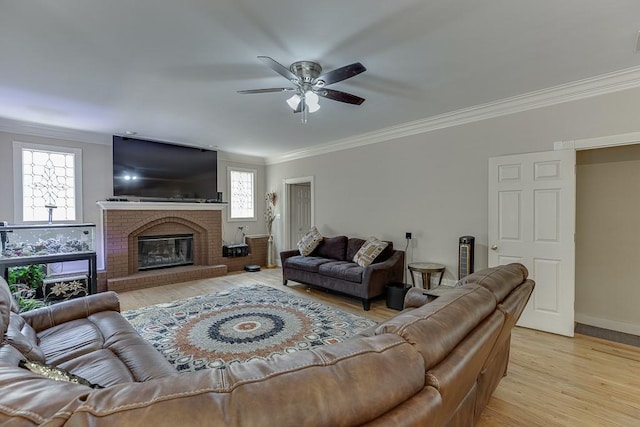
[[554, 131, 640, 151], [554, 130, 640, 335], [282, 176, 315, 257]]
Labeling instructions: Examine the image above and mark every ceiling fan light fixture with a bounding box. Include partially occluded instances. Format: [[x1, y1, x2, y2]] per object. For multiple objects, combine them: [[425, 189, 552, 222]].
[[240, 57, 365, 122], [305, 91, 320, 112], [306, 102, 320, 113], [286, 94, 301, 110]]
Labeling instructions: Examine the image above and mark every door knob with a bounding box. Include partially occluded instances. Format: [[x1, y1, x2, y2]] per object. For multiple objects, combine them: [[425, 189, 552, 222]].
[[491, 245, 498, 251]]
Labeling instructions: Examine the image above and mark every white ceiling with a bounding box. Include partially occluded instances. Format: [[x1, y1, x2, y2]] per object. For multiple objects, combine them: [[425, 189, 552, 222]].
[[1, 0, 640, 158]]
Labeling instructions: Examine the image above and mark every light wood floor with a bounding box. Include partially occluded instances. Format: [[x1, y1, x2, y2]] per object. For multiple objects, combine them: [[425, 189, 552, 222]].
[[117, 269, 640, 426]]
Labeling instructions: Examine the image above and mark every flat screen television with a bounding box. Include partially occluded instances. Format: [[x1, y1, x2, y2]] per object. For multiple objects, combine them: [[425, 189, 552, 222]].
[[112, 136, 218, 201]]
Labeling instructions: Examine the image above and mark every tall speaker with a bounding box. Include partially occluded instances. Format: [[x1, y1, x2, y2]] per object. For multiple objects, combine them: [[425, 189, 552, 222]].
[[458, 236, 475, 279]]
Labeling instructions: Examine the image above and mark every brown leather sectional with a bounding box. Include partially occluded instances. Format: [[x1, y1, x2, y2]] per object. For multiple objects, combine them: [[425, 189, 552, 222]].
[[0, 263, 533, 426]]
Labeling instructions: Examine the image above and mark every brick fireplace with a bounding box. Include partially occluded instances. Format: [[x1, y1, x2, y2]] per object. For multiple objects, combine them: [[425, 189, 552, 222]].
[[97, 202, 267, 292]]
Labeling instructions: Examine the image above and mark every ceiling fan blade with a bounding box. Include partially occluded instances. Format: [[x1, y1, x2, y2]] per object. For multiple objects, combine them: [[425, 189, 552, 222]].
[[314, 62, 366, 86], [316, 88, 365, 105], [237, 88, 295, 94], [257, 56, 300, 84]]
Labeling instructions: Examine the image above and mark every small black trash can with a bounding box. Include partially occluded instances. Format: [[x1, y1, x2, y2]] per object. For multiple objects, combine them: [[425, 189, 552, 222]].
[[386, 283, 410, 310]]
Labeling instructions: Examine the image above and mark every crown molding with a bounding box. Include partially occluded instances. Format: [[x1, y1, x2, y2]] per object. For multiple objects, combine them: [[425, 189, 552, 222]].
[[266, 65, 640, 165], [0, 117, 111, 145], [217, 150, 266, 165]]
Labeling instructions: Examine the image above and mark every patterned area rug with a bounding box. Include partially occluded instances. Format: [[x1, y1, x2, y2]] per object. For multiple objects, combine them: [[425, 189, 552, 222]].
[[123, 284, 377, 372]]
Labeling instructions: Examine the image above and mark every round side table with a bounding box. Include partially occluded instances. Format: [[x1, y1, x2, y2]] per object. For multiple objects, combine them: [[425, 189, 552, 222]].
[[408, 262, 446, 290]]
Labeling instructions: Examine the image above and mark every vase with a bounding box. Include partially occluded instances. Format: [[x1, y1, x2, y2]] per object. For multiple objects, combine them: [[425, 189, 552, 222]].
[[267, 234, 276, 268]]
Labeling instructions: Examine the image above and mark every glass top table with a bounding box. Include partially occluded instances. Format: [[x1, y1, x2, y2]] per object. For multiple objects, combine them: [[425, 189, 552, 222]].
[[407, 262, 446, 290]]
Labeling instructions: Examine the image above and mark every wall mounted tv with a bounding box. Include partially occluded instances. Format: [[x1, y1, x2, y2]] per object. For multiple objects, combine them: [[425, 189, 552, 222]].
[[112, 135, 218, 201]]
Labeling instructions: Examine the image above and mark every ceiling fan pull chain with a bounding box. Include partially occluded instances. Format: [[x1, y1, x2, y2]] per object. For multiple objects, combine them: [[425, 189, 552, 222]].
[[301, 96, 308, 124]]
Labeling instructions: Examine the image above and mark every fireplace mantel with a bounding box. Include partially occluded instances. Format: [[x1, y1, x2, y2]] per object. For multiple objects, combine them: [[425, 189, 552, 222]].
[[97, 201, 227, 211], [97, 200, 266, 292]]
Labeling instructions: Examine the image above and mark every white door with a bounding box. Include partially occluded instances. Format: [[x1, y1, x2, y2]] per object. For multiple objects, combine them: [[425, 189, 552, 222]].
[[289, 183, 311, 248], [488, 149, 575, 337]]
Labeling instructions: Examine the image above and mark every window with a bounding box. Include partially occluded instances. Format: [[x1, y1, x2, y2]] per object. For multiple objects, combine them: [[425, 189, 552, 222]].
[[228, 167, 256, 221], [13, 142, 82, 223]]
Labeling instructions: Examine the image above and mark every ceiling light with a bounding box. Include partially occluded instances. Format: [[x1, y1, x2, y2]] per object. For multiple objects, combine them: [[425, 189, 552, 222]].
[[286, 94, 301, 110], [305, 91, 320, 113], [286, 91, 320, 120]]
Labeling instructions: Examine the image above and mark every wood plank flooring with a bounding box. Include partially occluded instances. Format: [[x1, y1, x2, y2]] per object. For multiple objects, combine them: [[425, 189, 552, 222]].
[[117, 269, 640, 426]]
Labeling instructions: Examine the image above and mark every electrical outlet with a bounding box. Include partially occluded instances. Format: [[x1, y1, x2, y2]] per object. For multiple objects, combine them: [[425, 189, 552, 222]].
[[405, 232, 412, 239]]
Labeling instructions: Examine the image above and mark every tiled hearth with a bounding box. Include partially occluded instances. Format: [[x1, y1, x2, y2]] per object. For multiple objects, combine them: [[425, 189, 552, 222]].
[[97, 202, 267, 292]]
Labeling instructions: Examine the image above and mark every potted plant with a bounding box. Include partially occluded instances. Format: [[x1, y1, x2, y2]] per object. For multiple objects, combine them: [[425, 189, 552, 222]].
[[265, 192, 277, 267], [8, 264, 47, 312]]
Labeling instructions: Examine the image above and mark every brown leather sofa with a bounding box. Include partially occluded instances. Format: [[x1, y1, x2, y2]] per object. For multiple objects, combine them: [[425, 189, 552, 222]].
[[0, 263, 533, 426], [280, 236, 405, 310]]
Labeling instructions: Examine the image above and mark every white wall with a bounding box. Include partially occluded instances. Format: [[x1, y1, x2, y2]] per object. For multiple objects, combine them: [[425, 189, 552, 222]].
[[266, 87, 640, 286], [0, 132, 267, 268]]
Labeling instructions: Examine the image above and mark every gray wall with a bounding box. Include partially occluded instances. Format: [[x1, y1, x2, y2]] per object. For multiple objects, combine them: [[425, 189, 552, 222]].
[[266, 87, 640, 288]]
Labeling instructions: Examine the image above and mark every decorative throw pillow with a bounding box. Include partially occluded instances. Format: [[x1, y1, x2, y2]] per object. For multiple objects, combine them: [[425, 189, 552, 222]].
[[19, 360, 104, 389], [353, 237, 389, 267], [297, 226, 323, 256]]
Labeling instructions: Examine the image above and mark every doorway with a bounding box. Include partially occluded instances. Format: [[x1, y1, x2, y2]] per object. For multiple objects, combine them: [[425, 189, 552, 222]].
[[550, 131, 640, 337], [575, 143, 640, 337], [283, 176, 314, 251]]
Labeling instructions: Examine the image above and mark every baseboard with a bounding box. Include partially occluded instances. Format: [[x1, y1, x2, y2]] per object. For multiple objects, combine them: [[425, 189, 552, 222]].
[[575, 313, 640, 336]]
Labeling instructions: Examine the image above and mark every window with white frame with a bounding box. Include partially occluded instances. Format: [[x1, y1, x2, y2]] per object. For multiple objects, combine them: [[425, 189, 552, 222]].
[[228, 167, 256, 221], [13, 142, 83, 223]]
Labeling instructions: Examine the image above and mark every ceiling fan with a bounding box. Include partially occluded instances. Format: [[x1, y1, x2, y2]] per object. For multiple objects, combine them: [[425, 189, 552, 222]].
[[237, 56, 366, 123]]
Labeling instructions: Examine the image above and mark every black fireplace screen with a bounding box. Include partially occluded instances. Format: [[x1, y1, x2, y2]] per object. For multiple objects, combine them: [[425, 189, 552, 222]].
[[138, 234, 193, 271]]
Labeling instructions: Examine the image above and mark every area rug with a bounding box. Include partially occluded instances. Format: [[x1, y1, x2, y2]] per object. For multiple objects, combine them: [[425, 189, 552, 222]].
[[122, 284, 377, 372]]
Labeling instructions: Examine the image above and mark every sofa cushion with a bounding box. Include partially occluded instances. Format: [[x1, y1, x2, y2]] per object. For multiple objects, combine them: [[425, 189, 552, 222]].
[[373, 241, 394, 263], [353, 237, 389, 267], [347, 238, 394, 264], [347, 238, 367, 261], [37, 318, 105, 365], [35, 311, 176, 384], [313, 236, 348, 260], [318, 261, 364, 283], [284, 255, 333, 273], [58, 349, 136, 387], [5, 312, 45, 362], [297, 226, 323, 256]]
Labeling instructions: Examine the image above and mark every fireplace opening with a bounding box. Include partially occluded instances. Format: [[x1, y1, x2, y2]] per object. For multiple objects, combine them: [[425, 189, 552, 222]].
[[138, 234, 193, 271]]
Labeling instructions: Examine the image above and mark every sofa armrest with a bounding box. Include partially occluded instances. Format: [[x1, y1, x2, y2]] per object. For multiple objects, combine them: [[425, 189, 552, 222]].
[[361, 251, 405, 295], [280, 249, 301, 264], [368, 250, 404, 271], [21, 291, 121, 333], [404, 287, 433, 309]]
